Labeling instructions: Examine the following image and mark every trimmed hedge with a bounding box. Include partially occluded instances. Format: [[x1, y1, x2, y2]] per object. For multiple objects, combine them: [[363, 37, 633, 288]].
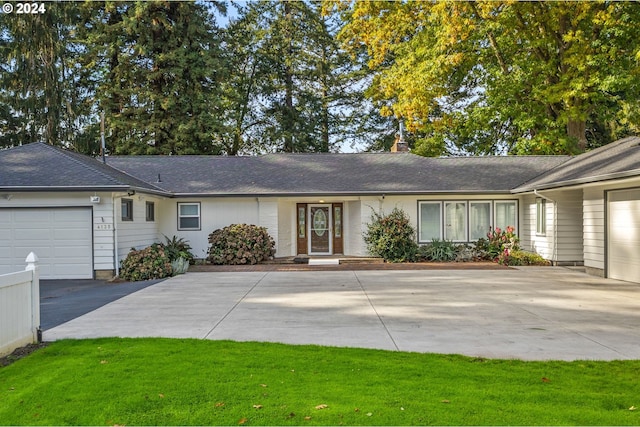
[[208, 224, 276, 265]]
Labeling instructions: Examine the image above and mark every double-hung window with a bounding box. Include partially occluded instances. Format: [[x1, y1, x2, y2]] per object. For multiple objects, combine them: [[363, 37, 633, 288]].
[[121, 199, 133, 221], [146, 202, 155, 222], [178, 202, 201, 230]]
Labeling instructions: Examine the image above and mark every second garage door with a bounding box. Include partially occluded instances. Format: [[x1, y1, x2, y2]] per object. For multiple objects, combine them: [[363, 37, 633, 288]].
[[608, 188, 640, 283], [0, 207, 93, 279]]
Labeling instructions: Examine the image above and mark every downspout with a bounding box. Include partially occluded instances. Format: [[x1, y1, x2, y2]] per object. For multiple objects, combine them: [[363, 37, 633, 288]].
[[534, 190, 558, 264]]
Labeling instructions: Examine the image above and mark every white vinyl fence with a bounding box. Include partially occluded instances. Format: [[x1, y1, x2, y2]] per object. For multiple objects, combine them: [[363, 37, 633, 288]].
[[0, 252, 40, 357]]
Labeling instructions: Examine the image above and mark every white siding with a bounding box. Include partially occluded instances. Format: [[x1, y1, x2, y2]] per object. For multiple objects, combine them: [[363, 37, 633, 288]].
[[278, 201, 294, 257], [158, 198, 260, 260], [583, 187, 605, 271], [520, 190, 583, 263], [556, 190, 583, 262], [345, 200, 362, 255], [117, 195, 163, 262]]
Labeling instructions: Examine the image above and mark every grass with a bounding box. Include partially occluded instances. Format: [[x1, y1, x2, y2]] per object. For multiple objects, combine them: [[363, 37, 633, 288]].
[[1, 338, 639, 426]]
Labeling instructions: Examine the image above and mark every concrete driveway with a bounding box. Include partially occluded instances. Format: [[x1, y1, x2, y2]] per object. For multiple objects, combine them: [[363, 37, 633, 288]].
[[44, 267, 640, 361]]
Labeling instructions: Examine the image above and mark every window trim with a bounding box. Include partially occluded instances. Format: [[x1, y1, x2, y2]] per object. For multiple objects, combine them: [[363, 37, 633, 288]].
[[418, 201, 443, 243], [418, 199, 519, 243], [536, 198, 547, 235], [177, 202, 201, 231], [145, 201, 155, 222], [121, 198, 133, 221], [444, 201, 468, 242], [469, 201, 492, 241], [494, 200, 519, 234]]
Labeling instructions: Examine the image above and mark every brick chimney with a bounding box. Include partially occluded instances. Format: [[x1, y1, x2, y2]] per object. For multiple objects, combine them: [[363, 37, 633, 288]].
[[391, 121, 409, 152]]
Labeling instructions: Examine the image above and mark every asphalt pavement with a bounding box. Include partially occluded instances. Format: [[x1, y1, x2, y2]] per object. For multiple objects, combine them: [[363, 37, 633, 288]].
[[40, 278, 164, 330]]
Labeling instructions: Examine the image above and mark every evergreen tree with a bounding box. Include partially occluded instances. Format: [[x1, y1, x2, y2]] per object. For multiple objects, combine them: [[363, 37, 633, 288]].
[[78, 1, 226, 155]]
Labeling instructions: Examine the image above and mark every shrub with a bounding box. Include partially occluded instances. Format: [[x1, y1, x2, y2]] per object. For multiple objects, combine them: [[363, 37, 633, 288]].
[[208, 224, 276, 265], [475, 226, 520, 260], [163, 235, 194, 264], [120, 243, 173, 281], [364, 207, 418, 263], [499, 250, 551, 266], [418, 239, 457, 262]]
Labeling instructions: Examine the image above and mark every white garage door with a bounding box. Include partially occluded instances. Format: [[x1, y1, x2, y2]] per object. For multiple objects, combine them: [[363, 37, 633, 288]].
[[0, 208, 93, 279], [608, 189, 640, 283]]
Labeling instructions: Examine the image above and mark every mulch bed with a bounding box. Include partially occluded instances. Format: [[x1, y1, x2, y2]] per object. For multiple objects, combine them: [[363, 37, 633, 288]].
[[1, 342, 49, 367], [189, 261, 509, 272]]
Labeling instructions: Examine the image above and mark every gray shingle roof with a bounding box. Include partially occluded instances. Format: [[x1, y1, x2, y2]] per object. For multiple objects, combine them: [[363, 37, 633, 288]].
[[107, 152, 570, 196], [513, 136, 640, 192], [0, 142, 167, 193]]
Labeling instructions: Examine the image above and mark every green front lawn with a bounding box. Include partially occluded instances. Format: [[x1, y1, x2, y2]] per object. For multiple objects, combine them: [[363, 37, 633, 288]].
[[1, 338, 639, 425]]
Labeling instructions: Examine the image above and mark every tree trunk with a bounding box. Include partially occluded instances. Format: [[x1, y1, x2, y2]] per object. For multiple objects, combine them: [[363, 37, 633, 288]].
[[567, 119, 587, 152]]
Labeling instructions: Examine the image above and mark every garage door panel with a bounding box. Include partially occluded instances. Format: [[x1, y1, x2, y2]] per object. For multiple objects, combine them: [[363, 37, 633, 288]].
[[608, 189, 640, 283], [0, 208, 93, 279]]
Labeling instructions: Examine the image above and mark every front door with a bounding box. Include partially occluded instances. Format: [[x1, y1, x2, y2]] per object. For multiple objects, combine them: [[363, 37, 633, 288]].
[[309, 204, 332, 255]]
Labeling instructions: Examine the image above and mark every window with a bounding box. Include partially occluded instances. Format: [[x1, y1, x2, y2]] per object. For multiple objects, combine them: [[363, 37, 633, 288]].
[[419, 200, 518, 243], [536, 198, 546, 235], [121, 199, 133, 221], [178, 202, 200, 230], [419, 202, 442, 242], [146, 201, 155, 222], [495, 201, 517, 232], [469, 202, 491, 240], [444, 201, 467, 241]]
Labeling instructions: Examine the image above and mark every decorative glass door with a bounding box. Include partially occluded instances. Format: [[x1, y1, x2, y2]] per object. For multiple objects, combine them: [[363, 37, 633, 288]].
[[309, 204, 332, 255]]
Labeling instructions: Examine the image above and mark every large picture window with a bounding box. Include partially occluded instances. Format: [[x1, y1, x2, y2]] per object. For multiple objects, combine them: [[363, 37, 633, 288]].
[[495, 201, 517, 232], [444, 201, 467, 242], [419, 202, 441, 242], [469, 202, 491, 240], [178, 202, 201, 230], [419, 200, 518, 243]]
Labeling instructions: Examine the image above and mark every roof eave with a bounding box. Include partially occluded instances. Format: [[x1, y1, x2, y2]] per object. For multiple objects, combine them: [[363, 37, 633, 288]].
[[171, 189, 515, 198], [0, 185, 171, 196], [511, 168, 640, 193]]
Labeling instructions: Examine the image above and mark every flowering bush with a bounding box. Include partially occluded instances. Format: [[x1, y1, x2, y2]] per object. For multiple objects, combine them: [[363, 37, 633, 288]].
[[119, 243, 173, 281], [475, 226, 520, 262], [208, 224, 275, 265], [364, 208, 418, 262]]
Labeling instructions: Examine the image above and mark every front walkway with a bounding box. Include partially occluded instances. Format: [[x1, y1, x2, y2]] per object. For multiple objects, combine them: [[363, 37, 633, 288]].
[[44, 268, 640, 361]]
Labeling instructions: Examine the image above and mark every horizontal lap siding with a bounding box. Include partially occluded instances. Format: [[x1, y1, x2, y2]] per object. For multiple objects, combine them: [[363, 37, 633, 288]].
[[556, 190, 583, 262], [117, 196, 162, 262], [583, 188, 605, 270]]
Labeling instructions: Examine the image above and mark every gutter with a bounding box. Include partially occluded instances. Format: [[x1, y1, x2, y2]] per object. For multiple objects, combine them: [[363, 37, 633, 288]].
[[533, 189, 558, 264], [513, 168, 640, 194]]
